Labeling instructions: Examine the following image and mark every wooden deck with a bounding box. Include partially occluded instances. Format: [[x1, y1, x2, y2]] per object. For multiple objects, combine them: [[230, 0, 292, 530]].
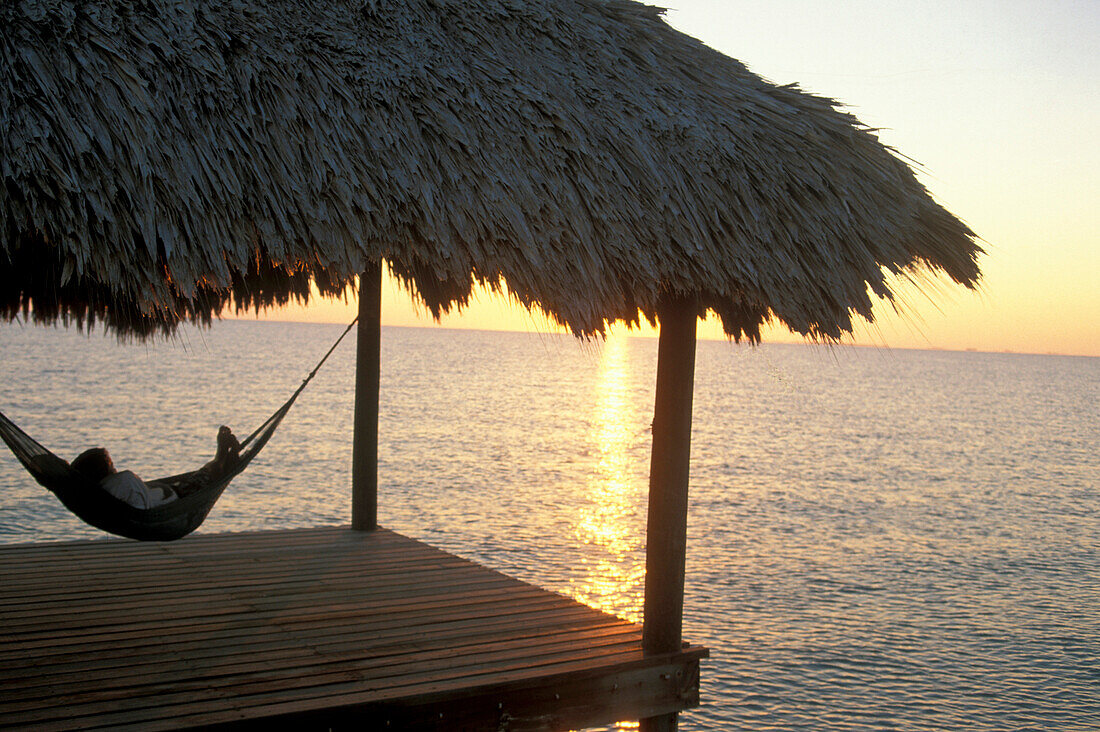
[[0, 527, 705, 730]]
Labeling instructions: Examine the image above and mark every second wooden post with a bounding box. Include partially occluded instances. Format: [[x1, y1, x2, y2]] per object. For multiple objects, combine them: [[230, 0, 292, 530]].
[[641, 295, 698, 732], [352, 261, 383, 531]]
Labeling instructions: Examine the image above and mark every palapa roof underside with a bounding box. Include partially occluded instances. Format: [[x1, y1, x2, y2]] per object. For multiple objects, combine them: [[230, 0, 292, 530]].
[[1, 0, 980, 340]]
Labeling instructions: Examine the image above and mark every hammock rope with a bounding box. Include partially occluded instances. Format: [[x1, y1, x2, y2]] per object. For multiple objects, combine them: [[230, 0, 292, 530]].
[[0, 317, 360, 541]]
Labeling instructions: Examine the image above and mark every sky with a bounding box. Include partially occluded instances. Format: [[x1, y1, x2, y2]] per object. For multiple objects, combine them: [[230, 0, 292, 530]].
[[257, 0, 1099, 357]]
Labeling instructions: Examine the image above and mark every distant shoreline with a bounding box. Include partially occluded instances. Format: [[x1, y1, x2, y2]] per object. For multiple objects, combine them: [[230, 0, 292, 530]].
[[218, 315, 1100, 360]]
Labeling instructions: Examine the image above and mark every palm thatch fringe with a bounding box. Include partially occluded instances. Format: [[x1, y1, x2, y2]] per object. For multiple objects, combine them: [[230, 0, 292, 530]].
[[1, 0, 980, 340]]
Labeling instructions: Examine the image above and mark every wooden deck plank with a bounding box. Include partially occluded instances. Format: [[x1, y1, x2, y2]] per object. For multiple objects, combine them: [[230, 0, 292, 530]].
[[0, 527, 706, 731], [1, 593, 585, 658], [6, 637, 649, 726], [0, 537, 473, 590], [6, 626, 646, 713], [1, 580, 585, 641], [0, 528, 414, 566], [0, 544, 475, 584], [3, 628, 647, 717], [1, 602, 601, 675], [0, 550, 476, 591], [0, 607, 629, 695], [0, 566, 529, 622], [0, 585, 559, 639], [6, 618, 635, 697]]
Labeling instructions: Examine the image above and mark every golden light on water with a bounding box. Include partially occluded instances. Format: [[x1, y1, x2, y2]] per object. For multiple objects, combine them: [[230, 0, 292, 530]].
[[572, 333, 647, 623]]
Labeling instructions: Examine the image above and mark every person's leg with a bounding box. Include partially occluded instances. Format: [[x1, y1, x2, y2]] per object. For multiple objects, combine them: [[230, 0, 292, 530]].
[[215, 426, 241, 467], [179, 427, 241, 495]]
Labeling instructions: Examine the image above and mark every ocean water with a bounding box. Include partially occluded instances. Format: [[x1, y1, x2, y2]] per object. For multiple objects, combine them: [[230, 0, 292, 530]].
[[1, 319, 1097, 730]]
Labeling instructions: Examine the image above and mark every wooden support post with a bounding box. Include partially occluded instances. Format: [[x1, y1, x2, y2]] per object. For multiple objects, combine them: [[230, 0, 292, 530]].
[[641, 295, 698, 732], [351, 261, 382, 531]]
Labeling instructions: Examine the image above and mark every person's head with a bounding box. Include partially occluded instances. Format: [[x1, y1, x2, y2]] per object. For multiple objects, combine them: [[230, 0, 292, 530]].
[[71, 448, 115, 482]]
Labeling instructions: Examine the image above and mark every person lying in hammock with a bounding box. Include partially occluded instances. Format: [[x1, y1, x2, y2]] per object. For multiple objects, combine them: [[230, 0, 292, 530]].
[[69, 426, 241, 509]]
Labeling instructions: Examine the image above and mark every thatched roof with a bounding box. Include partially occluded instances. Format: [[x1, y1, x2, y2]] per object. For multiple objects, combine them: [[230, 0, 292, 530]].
[[1, 0, 980, 340]]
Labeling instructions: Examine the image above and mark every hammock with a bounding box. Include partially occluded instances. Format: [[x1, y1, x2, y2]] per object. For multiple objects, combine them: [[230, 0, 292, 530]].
[[0, 318, 358, 541]]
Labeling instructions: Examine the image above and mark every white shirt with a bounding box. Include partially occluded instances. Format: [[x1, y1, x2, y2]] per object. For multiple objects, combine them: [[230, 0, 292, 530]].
[[100, 471, 176, 509]]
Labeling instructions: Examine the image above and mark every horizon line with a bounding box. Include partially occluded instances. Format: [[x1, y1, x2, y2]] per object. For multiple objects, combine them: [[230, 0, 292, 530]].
[[222, 315, 1098, 360]]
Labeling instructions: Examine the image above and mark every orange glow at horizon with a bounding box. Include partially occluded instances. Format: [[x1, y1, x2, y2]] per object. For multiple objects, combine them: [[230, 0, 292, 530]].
[[237, 266, 1096, 358]]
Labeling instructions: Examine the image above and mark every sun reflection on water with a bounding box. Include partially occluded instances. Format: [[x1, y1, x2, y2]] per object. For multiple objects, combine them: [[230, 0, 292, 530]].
[[571, 334, 647, 625]]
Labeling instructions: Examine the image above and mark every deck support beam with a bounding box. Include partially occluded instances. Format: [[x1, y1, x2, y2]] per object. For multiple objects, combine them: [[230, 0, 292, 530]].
[[641, 295, 698, 732], [352, 261, 383, 531]]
